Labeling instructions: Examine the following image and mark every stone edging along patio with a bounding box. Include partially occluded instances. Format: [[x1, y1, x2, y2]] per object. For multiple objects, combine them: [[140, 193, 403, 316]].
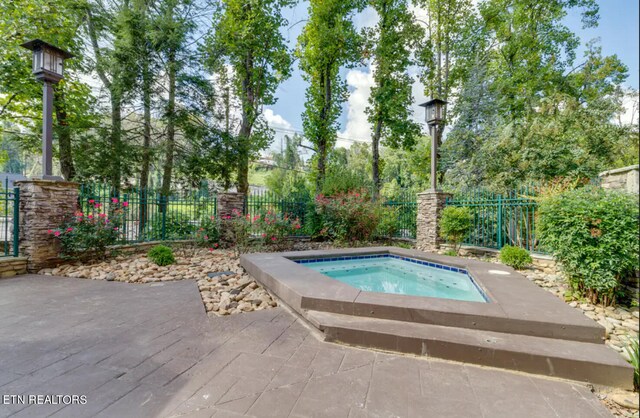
[[240, 246, 634, 389]]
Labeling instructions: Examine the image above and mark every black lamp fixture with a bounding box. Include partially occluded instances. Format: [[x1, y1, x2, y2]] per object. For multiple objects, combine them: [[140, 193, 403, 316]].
[[20, 39, 74, 179], [419, 98, 447, 191]]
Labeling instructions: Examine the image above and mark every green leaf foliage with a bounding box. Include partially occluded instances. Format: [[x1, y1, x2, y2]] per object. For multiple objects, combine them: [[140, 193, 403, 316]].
[[538, 186, 639, 306], [439, 206, 472, 253], [499, 245, 533, 270], [147, 245, 176, 266]]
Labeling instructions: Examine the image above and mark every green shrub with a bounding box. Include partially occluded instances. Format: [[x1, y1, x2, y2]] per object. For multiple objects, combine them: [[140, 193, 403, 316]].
[[624, 337, 639, 391], [375, 206, 400, 239], [315, 190, 380, 243], [499, 245, 533, 270], [439, 206, 472, 254], [538, 186, 639, 306], [220, 209, 253, 256], [50, 199, 127, 259], [147, 245, 175, 266], [150, 212, 196, 240], [443, 249, 458, 257], [195, 216, 220, 248]]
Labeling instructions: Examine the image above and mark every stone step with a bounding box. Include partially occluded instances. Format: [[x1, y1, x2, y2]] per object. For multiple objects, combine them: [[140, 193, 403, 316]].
[[306, 310, 635, 390]]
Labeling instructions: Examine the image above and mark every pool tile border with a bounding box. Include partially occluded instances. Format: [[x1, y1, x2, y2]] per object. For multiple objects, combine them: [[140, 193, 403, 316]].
[[294, 254, 490, 302]]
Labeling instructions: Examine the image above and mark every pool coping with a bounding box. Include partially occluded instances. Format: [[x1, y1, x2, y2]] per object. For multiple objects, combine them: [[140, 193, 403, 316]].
[[240, 247, 605, 343]]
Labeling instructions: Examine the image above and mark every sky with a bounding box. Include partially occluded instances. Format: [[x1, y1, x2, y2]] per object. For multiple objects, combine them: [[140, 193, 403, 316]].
[[263, 0, 640, 154]]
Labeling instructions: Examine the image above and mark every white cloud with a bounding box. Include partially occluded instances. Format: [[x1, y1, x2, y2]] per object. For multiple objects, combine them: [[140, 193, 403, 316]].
[[338, 68, 375, 148], [263, 108, 294, 130]]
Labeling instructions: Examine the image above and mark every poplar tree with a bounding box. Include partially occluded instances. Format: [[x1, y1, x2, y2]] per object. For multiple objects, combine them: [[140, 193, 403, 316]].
[[206, 0, 293, 194], [297, 0, 365, 193], [366, 0, 422, 198]]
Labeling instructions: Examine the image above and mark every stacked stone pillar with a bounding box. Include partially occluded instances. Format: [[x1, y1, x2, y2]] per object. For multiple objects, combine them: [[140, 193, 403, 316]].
[[15, 180, 79, 272], [416, 190, 451, 252], [217, 192, 246, 242]]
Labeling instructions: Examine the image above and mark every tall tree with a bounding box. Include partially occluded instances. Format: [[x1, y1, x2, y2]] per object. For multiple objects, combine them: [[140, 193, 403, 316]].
[[86, 0, 138, 190], [206, 0, 293, 194], [297, 0, 365, 193], [414, 0, 476, 184], [366, 0, 422, 198]]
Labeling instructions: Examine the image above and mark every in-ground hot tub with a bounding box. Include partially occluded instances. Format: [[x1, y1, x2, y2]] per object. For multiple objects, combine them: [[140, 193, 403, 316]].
[[240, 247, 634, 389], [297, 254, 488, 302]]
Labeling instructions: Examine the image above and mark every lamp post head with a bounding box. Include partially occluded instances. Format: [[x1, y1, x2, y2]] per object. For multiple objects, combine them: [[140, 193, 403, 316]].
[[20, 39, 74, 84], [419, 98, 447, 127]]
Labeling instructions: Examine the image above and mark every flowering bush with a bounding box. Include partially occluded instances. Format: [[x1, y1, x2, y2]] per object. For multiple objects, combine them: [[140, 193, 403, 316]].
[[49, 198, 127, 259], [315, 190, 380, 243], [195, 216, 220, 247], [253, 210, 301, 250]]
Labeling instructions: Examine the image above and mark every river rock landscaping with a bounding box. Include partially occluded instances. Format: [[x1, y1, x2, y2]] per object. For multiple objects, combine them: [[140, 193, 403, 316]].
[[36, 247, 279, 316]]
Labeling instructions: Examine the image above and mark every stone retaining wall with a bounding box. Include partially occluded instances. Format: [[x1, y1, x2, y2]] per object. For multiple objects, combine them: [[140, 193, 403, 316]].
[[599, 165, 639, 194], [0, 256, 28, 278]]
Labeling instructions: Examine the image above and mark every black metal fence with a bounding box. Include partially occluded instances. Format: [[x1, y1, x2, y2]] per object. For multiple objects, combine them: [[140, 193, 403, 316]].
[[0, 180, 19, 257]]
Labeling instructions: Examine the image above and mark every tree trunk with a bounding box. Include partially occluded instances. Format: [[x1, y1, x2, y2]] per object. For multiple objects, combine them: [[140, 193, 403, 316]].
[[237, 123, 250, 194], [139, 56, 152, 235], [237, 51, 255, 195], [161, 49, 176, 197], [110, 94, 122, 194], [315, 66, 332, 194], [54, 88, 75, 180], [372, 117, 382, 199]]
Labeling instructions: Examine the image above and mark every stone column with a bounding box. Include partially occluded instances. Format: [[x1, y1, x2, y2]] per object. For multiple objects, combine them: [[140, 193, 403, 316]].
[[217, 192, 246, 242], [416, 190, 451, 252], [15, 180, 79, 272]]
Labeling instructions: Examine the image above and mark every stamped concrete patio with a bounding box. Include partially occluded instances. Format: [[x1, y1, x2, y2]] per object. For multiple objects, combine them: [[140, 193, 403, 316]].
[[0, 275, 613, 418]]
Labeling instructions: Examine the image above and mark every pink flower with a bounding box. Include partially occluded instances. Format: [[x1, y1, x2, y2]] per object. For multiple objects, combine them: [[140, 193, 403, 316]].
[[47, 229, 53, 234], [113, 227, 119, 231], [88, 199, 95, 204], [111, 197, 119, 203], [204, 235, 208, 240], [66, 227, 73, 232], [213, 243, 219, 248], [295, 224, 301, 229], [99, 213, 106, 218], [271, 236, 276, 242], [95, 203, 102, 209], [54, 231, 60, 237], [88, 215, 94, 219], [208, 247, 214, 252], [122, 202, 129, 207], [261, 233, 266, 238]]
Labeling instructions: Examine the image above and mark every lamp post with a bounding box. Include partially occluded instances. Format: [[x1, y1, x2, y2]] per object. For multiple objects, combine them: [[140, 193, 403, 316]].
[[419, 98, 447, 191], [20, 39, 74, 180]]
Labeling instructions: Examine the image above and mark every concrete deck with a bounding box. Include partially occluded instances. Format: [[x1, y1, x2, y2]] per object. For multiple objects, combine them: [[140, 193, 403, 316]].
[[0, 275, 613, 417]]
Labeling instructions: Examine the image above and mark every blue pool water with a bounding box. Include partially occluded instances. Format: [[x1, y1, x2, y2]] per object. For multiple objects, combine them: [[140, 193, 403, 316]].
[[299, 255, 487, 302]]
